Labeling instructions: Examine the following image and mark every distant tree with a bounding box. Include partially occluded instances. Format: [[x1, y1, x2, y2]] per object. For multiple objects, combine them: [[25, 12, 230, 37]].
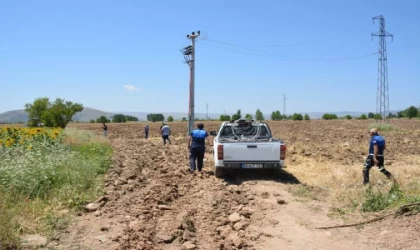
[[271, 110, 282, 120], [387, 113, 397, 118], [292, 113, 303, 121], [397, 110, 406, 118], [89, 119, 95, 123], [126, 115, 139, 122], [255, 109, 264, 121], [147, 113, 164, 122], [368, 112, 375, 119], [25, 97, 50, 127], [304, 114, 310, 120], [112, 114, 127, 123], [406, 106, 419, 119], [245, 114, 253, 119], [25, 97, 83, 128], [374, 113, 383, 120], [96, 116, 110, 123], [220, 115, 231, 121], [345, 115, 352, 120], [359, 114, 368, 120], [167, 115, 174, 122], [322, 113, 338, 120], [232, 110, 241, 120], [182, 117, 187, 121]]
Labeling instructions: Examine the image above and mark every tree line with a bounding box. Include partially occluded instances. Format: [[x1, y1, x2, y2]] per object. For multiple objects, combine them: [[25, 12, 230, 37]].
[[320, 105, 420, 120], [90, 114, 139, 123], [219, 109, 310, 121]]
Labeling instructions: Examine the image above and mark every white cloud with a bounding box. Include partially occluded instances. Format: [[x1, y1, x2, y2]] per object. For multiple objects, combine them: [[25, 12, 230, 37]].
[[123, 85, 140, 91]]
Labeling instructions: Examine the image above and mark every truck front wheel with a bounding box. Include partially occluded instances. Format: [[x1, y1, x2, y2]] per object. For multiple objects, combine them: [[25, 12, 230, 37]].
[[214, 167, 225, 178]]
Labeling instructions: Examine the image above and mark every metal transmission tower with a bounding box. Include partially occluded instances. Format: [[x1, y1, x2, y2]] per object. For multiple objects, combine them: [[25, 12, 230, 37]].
[[372, 15, 393, 122], [181, 30, 200, 135]]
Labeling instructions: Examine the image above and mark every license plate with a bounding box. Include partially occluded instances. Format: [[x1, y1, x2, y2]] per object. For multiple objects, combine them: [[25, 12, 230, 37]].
[[241, 163, 263, 168]]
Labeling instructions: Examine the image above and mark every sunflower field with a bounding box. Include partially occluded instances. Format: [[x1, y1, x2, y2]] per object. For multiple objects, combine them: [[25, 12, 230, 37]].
[[0, 127, 62, 149], [0, 126, 112, 248]]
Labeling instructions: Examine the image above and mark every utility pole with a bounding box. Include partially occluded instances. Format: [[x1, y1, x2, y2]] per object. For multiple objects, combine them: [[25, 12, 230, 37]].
[[181, 30, 200, 135], [282, 94, 287, 119], [206, 103, 209, 120], [372, 15, 393, 123]]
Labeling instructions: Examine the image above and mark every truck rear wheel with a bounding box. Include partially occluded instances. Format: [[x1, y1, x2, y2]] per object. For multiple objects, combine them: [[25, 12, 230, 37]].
[[214, 167, 225, 178]]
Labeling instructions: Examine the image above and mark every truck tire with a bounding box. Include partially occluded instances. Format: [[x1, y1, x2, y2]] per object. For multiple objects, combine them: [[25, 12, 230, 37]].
[[214, 167, 225, 178]]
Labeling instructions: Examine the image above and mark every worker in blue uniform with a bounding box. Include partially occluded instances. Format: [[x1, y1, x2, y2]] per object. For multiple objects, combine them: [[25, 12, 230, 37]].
[[188, 123, 212, 173], [363, 128, 393, 185]]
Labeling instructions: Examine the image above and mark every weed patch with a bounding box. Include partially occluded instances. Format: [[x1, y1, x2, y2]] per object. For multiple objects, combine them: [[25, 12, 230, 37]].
[[368, 123, 396, 132], [0, 128, 112, 248], [362, 185, 420, 212]]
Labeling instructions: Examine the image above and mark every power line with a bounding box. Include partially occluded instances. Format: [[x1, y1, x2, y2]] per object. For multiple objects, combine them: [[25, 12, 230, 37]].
[[198, 40, 376, 63], [201, 38, 292, 58], [202, 35, 353, 47], [372, 15, 393, 123]]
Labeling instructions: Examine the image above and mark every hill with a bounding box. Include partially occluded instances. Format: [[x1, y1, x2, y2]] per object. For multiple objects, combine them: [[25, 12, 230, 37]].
[[0, 110, 29, 123], [0, 107, 115, 123]]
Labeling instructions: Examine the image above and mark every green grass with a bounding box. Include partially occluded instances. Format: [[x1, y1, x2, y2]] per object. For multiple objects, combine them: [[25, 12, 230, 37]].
[[361, 184, 420, 212], [368, 123, 396, 132], [0, 128, 112, 248]]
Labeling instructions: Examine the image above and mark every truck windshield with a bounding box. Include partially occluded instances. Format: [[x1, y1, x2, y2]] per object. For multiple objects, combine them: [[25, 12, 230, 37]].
[[220, 124, 271, 141]]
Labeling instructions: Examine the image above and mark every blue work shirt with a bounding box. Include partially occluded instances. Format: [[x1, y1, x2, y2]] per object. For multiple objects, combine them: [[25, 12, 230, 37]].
[[369, 135, 385, 155], [190, 129, 208, 148]]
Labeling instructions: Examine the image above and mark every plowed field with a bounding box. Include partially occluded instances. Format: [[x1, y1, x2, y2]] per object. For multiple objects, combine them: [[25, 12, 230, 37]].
[[52, 120, 420, 250]]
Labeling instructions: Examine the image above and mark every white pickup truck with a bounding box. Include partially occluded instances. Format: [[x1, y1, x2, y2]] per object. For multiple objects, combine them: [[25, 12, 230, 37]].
[[209, 119, 286, 178]]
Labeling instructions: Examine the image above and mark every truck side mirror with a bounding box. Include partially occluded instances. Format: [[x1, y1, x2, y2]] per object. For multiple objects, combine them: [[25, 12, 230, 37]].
[[210, 131, 217, 136]]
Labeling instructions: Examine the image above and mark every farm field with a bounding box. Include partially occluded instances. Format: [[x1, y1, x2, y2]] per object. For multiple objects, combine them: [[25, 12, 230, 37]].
[[45, 120, 420, 249]]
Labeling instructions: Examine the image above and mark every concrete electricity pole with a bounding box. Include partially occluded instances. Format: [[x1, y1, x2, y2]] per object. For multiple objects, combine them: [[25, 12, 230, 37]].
[[206, 103, 209, 120], [181, 30, 200, 135], [282, 94, 287, 119]]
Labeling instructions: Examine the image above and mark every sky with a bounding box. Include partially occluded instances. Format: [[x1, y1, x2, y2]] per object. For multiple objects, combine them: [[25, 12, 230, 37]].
[[1, 0, 419, 115]]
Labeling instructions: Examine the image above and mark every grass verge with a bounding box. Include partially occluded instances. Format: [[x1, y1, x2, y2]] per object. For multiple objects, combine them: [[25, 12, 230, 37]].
[[0, 127, 112, 248]]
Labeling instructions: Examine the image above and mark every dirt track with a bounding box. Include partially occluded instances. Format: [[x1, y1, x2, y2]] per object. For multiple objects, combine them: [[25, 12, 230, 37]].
[[53, 121, 420, 250]]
